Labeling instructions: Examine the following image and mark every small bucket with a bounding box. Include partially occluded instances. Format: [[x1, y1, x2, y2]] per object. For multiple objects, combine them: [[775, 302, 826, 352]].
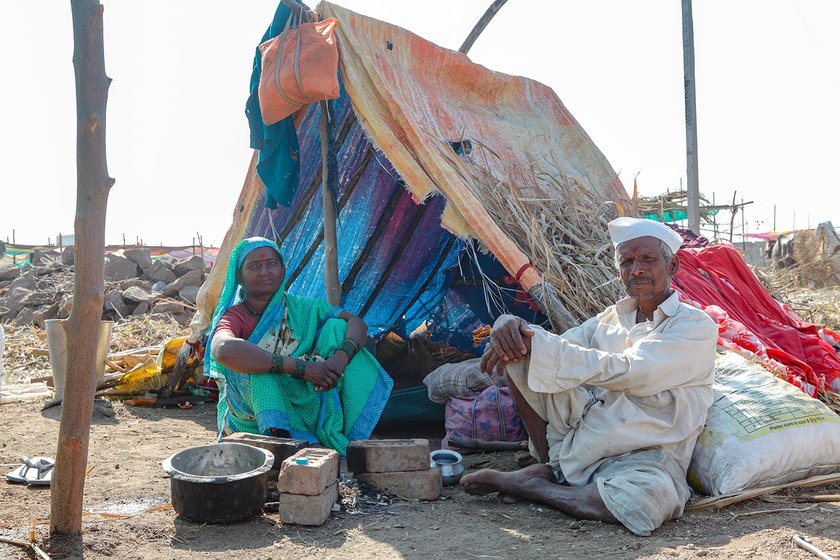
[[45, 319, 113, 399]]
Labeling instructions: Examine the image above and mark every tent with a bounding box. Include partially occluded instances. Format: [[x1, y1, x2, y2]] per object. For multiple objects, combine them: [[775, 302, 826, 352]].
[[187, 2, 629, 385]]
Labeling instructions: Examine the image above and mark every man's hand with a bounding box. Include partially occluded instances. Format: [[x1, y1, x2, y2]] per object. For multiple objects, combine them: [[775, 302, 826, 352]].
[[304, 361, 340, 391], [480, 345, 503, 374], [490, 315, 534, 362]]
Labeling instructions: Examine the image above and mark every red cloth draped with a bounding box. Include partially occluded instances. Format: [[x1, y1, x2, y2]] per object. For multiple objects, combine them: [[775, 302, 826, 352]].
[[672, 244, 840, 395]]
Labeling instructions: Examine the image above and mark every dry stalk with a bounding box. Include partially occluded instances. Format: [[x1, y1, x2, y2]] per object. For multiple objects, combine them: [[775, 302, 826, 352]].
[[436, 139, 623, 328]]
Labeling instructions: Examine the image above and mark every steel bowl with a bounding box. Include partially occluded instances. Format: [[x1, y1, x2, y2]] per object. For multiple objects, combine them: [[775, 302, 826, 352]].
[[162, 442, 274, 523], [430, 449, 465, 486]]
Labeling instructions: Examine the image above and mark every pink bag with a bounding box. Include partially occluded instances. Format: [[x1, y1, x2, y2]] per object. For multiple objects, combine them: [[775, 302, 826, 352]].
[[443, 386, 527, 449]]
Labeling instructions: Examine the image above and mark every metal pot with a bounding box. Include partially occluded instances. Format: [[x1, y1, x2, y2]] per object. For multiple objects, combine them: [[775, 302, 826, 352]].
[[162, 443, 274, 524], [430, 449, 465, 486]]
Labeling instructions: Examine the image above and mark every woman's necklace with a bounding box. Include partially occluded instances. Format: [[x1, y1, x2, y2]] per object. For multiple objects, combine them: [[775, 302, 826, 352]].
[[242, 300, 263, 317]]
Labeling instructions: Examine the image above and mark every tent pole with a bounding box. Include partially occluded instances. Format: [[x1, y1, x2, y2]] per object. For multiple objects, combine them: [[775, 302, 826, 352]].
[[459, 0, 508, 54], [320, 101, 341, 306]]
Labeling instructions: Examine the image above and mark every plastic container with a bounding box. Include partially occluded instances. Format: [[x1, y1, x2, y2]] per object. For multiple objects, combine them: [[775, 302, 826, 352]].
[[45, 319, 113, 399]]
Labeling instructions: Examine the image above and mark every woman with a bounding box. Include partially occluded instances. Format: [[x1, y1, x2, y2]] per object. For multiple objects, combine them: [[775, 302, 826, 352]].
[[205, 237, 393, 454]]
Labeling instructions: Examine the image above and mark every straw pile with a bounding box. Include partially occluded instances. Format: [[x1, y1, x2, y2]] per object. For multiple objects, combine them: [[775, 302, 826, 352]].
[[440, 141, 623, 330], [790, 229, 840, 289], [1, 315, 189, 385]]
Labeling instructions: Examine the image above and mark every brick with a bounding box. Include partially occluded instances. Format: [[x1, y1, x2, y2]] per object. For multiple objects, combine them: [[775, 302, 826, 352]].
[[356, 469, 441, 501], [277, 448, 339, 496], [277, 482, 338, 526], [221, 432, 307, 470], [346, 439, 430, 473]]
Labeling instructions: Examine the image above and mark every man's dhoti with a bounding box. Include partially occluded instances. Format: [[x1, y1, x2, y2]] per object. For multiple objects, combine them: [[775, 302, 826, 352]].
[[507, 358, 691, 536]]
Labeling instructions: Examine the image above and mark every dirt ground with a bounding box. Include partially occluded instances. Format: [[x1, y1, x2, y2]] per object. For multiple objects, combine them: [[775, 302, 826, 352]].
[[1, 400, 839, 560]]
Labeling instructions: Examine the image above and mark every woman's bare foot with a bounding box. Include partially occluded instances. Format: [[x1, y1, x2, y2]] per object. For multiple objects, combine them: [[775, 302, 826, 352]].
[[460, 463, 554, 496]]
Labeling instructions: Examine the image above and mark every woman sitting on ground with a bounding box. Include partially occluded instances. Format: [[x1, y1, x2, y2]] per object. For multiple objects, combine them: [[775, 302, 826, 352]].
[[205, 237, 393, 454]]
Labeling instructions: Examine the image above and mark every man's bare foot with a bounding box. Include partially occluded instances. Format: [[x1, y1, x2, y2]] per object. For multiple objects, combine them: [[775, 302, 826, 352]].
[[460, 463, 554, 496], [462, 464, 619, 526]]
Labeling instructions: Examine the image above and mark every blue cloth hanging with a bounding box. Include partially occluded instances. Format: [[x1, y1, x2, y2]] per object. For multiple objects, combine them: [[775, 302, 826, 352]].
[[245, 2, 301, 209]]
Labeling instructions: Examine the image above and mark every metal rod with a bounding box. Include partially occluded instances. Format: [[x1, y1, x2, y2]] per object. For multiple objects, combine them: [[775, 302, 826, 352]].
[[682, 0, 700, 234]]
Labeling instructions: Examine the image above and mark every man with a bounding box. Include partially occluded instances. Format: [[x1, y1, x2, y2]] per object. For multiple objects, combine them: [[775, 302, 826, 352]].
[[460, 217, 718, 536]]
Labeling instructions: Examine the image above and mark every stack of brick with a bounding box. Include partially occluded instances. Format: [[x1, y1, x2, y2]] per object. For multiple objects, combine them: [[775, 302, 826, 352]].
[[276, 448, 340, 526], [347, 439, 441, 500], [220, 432, 307, 488]]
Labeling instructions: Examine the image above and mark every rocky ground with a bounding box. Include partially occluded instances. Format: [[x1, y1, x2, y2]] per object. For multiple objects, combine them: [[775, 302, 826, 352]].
[[0, 248, 206, 328]]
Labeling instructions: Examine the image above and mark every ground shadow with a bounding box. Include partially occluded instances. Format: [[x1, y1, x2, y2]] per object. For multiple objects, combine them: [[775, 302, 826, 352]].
[[40, 400, 121, 426]]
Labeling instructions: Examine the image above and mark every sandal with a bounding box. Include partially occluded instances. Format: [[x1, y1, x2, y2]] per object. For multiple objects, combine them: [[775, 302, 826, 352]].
[[5, 456, 54, 486]]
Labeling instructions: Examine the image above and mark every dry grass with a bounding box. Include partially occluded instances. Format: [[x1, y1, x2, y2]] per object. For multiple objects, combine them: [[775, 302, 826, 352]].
[[438, 140, 622, 330], [2, 315, 189, 384], [791, 228, 840, 289]]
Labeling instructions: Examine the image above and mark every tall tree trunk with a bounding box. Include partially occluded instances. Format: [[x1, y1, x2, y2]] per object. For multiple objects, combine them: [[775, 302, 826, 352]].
[[51, 0, 114, 536]]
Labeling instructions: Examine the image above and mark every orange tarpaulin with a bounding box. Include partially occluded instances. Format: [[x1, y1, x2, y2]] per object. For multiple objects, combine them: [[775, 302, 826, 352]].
[[320, 1, 628, 291]]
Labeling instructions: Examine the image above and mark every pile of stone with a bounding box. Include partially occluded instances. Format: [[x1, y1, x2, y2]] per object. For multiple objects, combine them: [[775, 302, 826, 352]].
[[276, 448, 341, 526], [0, 248, 208, 327], [347, 439, 441, 501], [221, 432, 340, 527]]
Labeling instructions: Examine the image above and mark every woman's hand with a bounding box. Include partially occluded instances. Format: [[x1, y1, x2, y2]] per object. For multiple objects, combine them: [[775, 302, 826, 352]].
[[304, 361, 340, 391], [324, 352, 349, 379]]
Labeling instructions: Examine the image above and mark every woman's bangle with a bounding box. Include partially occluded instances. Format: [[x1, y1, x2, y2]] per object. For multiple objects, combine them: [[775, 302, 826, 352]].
[[338, 339, 360, 361], [270, 352, 284, 374], [293, 359, 307, 379]]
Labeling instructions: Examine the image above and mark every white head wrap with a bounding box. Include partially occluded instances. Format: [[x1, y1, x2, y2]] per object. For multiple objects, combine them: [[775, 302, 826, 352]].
[[608, 217, 684, 254]]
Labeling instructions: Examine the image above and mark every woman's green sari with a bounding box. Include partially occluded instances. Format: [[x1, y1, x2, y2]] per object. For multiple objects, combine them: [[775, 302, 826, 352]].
[[205, 238, 393, 455]]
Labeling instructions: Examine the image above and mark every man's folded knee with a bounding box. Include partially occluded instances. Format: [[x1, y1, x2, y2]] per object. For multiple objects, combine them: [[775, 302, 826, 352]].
[[594, 460, 686, 536]]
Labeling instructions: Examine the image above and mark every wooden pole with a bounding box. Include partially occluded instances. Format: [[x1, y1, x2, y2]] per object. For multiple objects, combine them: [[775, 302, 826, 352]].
[[712, 192, 718, 241], [320, 101, 341, 306], [728, 191, 737, 244], [741, 198, 746, 252], [51, 0, 114, 536], [459, 0, 508, 54], [681, 0, 700, 234]]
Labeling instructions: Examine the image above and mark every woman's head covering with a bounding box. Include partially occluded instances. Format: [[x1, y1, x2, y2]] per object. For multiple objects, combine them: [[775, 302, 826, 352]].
[[608, 217, 683, 254], [235, 237, 284, 270]]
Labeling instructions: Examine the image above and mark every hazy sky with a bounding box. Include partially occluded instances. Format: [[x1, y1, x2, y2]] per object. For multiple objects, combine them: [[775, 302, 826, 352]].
[[1, 0, 837, 247]]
